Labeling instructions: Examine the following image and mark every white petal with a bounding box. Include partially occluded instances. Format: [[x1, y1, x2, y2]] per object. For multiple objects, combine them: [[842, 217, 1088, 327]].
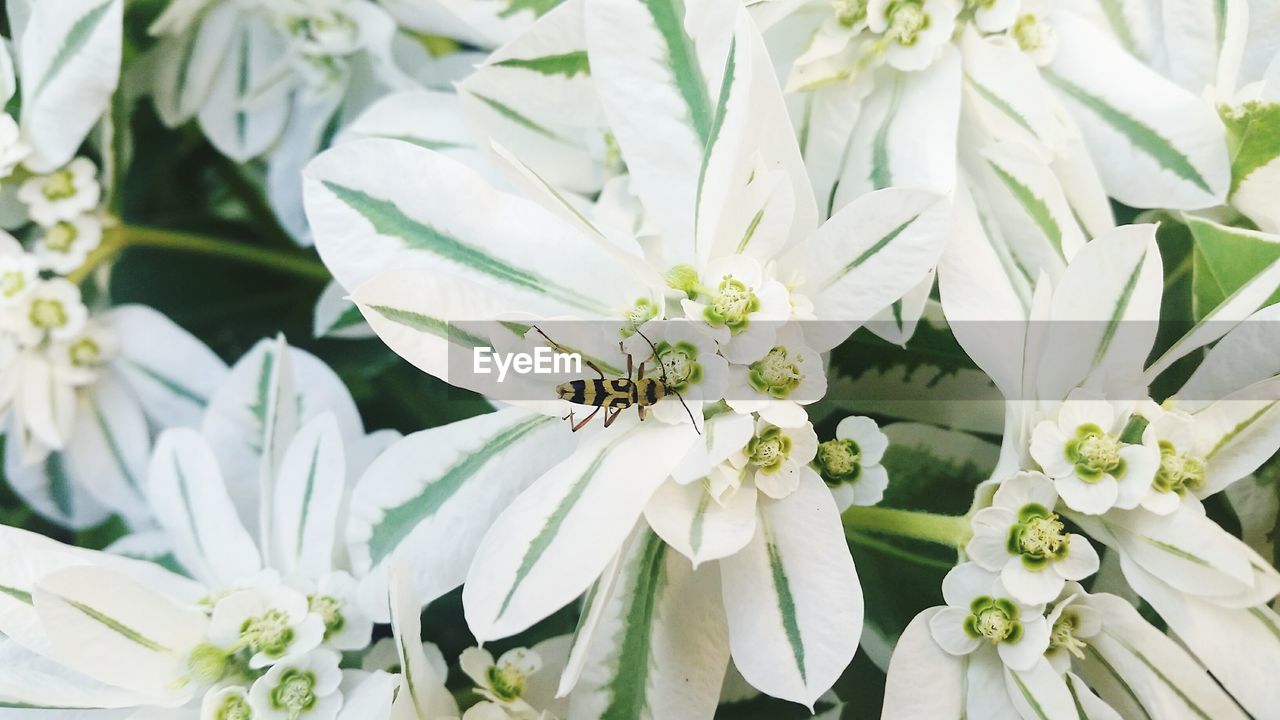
[[1001, 562, 1065, 606], [992, 471, 1058, 511], [720, 470, 861, 708], [882, 607, 965, 717], [928, 606, 982, 657], [1053, 534, 1100, 581], [349, 408, 575, 623], [1055, 474, 1118, 515], [966, 508, 1016, 571], [463, 418, 699, 640], [1004, 658, 1078, 720], [996, 616, 1048, 671], [942, 562, 1000, 607], [644, 479, 757, 568], [270, 413, 345, 580]]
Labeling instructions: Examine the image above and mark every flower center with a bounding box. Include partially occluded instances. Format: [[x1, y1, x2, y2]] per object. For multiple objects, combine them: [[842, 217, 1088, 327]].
[[1009, 503, 1068, 567], [30, 298, 68, 329], [748, 346, 804, 398], [42, 170, 77, 201], [815, 438, 862, 485], [1049, 610, 1088, 659], [748, 426, 793, 473], [217, 693, 255, 720], [1, 271, 26, 298], [885, 1, 929, 45], [704, 276, 759, 332], [68, 337, 103, 367], [240, 609, 295, 658], [308, 594, 346, 640], [964, 596, 1022, 644], [656, 340, 702, 390], [832, 0, 868, 26], [1012, 13, 1049, 53], [270, 669, 318, 717], [1064, 424, 1125, 482], [44, 222, 79, 253], [486, 663, 527, 703], [1154, 441, 1206, 495], [621, 297, 659, 337]]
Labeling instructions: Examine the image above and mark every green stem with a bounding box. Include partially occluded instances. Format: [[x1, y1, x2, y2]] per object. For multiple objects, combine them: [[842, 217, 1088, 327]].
[[67, 225, 330, 285], [841, 505, 972, 548], [846, 529, 956, 569]]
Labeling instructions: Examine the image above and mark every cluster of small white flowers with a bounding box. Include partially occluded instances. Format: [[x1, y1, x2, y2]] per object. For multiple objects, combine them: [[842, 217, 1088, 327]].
[[0, 153, 114, 454]]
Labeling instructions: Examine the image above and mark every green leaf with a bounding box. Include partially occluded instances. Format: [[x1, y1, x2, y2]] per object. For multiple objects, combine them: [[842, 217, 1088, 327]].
[[1189, 216, 1280, 319], [1221, 101, 1280, 194]]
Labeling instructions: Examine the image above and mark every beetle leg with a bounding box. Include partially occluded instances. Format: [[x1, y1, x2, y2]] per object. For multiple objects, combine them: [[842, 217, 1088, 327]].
[[570, 406, 601, 432], [637, 405, 647, 421], [603, 406, 624, 428]]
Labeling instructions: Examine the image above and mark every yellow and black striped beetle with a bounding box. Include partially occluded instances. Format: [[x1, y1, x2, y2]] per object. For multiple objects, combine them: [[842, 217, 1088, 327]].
[[532, 325, 701, 433]]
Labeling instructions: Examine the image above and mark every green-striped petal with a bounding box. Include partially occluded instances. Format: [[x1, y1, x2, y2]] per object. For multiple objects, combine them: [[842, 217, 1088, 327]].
[[719, 469, 861, 708], [463, 418, 700, 641], [348, 408, 573, 622], [562, 528, 730, 718]]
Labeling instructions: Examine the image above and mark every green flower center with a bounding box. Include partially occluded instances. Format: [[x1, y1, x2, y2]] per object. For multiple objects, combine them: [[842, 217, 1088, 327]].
[[1012, 14, 1047, 52], [1064, 424, 1126, 483], [748, 346, 804, 398], [1008, 503, 1068, 568], [1153, 441, 1205, 495], [44, 222, 79, 253], [885, 1, 930, 45], [286, 11, 357, 53], [30, 298, 67, 329], [1049, 610, 1088, 659], [486, 663, 527, 703], [704, 276, 759, 333], [621, 297, 659, 338], [656, 340, 702, 391], [270, 668, 318, 717], [187, 642, 230, 684], [308, 594, 345, 640], [832, 0, 868, 26], [217, 693, 255, 720], [748, 426, 792, 473], [42, 170, 77, 201], [815, 438, 862, 485], [1, 271, 26, 298], [68, 337, 102, 366], [240, 609, 295, 658], [964, 596, 1023, 644]]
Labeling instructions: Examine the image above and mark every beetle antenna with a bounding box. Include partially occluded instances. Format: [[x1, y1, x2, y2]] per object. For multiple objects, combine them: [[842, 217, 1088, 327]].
[[634, 327, 702, 435]]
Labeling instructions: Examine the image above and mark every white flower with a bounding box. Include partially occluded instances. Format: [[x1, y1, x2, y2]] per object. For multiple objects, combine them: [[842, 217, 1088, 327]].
[[1041, 587, 1101, 673], [0, 113, 30, 177], [866, 0, 959, 71], [1009, 9, 1057, 65], [49, 323, 117, 387], [622, 319, 730, 426], [971, 0, 1021, 33], [9, 278, 89, 346], [814, 415, 889, 509], [201, 686, 261, 720], [0, 251, 38, 307], [247, 649, 344, 720], [1136, 402, 1208, 515], [677, 255, 793, 364], [17, 157, 101, 227], [307, 571, 374, 651], [927, 563, 1050, 671], [460, 646, 543, 710], [208, 586, 327, 668], [31, 214, 103, 274], [725, 323, 827, 428], [274, 0, 363, 57], [1029, 390, 1158, 514], [966, 472, 1100, 604], [722, 418, 819, 501]]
